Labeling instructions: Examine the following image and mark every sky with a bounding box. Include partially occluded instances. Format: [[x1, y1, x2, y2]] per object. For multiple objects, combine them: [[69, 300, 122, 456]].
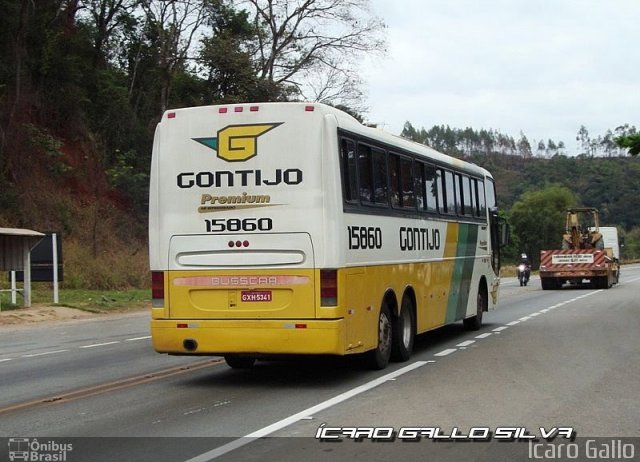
[[361, 0, 639, 153]]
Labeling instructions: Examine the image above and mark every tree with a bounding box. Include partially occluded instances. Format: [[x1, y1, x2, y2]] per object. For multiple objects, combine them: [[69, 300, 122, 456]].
[[622, 227, 640, 260], [546, 139, 557, 157], [80, 0, 140, 68], [576, 125, 591, 156], [615, 133, 640, 156], [517, 132, 532, 158], [139, 0, 209, 113], [508, 184, 578, 268], [197, 0, 287, 103], [243, 0, 386, 108]]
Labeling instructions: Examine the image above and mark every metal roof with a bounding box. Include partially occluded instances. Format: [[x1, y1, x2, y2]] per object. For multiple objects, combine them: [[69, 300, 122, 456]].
[[0, 228, 45, 271], [0, 227, 45, 237]]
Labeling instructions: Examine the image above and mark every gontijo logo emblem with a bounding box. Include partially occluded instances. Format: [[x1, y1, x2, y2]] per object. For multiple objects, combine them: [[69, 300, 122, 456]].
[[193, 123, 282, 162]]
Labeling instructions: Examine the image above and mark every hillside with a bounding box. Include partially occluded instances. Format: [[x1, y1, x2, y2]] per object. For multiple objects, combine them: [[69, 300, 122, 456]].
[[0, 133, 149, 289], [2, 136, 639, 291], [470, 153, 640, 230], [1, 3, 639, 290]]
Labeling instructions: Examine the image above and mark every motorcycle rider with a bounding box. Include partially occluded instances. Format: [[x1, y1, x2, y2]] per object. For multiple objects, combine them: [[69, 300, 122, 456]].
[[517, 253, 531, 286]]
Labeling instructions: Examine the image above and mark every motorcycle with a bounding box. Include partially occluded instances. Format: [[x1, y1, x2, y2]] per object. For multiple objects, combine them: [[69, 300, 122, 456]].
[[517, 263, 531, 286]]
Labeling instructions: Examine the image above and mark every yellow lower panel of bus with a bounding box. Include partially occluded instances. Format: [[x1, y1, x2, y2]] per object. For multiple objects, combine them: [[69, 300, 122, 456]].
[[151, 318, 346, 355], [167, 268, 316, 319]]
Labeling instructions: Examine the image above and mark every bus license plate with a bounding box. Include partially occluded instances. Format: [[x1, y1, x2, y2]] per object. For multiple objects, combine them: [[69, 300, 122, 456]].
[[241, 291, 272, 302]]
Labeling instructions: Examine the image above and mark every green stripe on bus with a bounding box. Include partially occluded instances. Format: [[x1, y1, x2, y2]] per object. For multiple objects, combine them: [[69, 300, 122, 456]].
[[445, 224, 479, 323]]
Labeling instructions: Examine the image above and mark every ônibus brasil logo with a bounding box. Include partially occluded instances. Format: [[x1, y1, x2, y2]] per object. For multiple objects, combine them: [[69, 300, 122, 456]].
[[193, 123, 282, 162]]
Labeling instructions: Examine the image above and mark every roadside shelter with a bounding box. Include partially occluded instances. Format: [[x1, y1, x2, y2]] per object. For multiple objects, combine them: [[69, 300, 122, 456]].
[[0, 228, 45, 308]]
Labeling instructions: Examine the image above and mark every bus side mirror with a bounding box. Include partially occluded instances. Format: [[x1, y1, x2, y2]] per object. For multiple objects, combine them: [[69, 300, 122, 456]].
[[499, 219, 509, 247]]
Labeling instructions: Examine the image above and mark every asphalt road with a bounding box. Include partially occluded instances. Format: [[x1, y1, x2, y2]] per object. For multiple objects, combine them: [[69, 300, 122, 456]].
[[1, 265, 639, 462]]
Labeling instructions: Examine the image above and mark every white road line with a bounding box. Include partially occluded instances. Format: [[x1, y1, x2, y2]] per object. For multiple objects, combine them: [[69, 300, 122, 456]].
[[519, 316, 532, 321], [0, 358, 13, 363], [530, 312, 541, 317], [620, 276, 640, 285], [493, 326, 508, 332], [456, 340, 475, 347], [79, 341, 121, 349], [22, 350, 68, 358], [125, 336, 151, 342], [506, 321, 520, 326], [434, 348, 457, 357], [184, 361, 428, 462], [475, 333, 492, 339]]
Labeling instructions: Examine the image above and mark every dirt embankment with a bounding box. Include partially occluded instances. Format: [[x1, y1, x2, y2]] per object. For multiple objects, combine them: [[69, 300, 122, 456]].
[[0, 305, 103, 326]]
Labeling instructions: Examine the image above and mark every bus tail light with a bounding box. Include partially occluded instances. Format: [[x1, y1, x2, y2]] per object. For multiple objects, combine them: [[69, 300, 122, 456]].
[[320, 269, 337, 306], [152, 271, 165, 307]]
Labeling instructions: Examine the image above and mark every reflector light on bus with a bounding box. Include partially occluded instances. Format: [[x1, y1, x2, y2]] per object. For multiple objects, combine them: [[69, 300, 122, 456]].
[[167, 112, 176, 119], [152, 271, 164, 307], [305, 105, 315, 112], [320, 269, 337, 306], [219, 107, 227, 113], [234, 107, 243, 112], [250, 106, 259, 112]]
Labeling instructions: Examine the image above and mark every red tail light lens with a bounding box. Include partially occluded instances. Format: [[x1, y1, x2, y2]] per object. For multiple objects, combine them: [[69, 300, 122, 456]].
[[320, 269, 337, 306], [152, 271, 165, 307]]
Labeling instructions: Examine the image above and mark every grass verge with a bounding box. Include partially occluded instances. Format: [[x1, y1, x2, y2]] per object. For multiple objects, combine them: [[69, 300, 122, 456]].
[[0, 282, 150, 313]]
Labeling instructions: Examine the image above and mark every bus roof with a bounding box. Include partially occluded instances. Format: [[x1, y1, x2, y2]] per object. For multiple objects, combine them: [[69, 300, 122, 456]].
[[161, 101, 493, 180]]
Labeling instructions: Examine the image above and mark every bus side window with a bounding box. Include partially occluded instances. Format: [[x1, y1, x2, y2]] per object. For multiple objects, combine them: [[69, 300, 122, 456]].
[[454, 173, 464, 216], [478, 179, 487, 217], [470, 178, 477, 216], [358, 143, 373, 203], [413, 161, 425, 210], [436, 168, 446, 214], [399, 156, 415, 208], [340, 138, 358, 202], [443, 170, 456, 215], [372, 147, 388, 204], [390, 153, 415, 209], [389, 153, 401, 208], [462, 175, 473, 217], [485, 178, 496, 209], [424, 164, 439, 214]]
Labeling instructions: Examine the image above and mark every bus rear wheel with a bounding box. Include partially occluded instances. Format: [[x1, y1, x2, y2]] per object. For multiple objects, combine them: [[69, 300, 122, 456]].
[[463, 285, 486, 331], [391, 296, 415, 362], [364, 303, 392, 370]]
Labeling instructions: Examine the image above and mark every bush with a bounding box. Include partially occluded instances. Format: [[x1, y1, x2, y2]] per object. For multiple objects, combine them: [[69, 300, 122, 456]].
[[62, 238, 149, 290]]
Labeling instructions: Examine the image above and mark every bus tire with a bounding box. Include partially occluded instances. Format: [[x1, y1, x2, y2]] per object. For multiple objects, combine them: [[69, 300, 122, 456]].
[[364, 303, 393, 370], [463, 284, 486, 331], [391, 295, 415, 362], [224, 355, 256, 369]]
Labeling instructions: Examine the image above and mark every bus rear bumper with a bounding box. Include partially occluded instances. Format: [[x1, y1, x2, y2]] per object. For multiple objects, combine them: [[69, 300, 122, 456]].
[[151, 318, 347, 356]]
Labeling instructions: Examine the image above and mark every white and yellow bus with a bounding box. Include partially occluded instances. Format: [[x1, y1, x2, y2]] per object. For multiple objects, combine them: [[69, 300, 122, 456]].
[[149, 102, 505, 369]]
